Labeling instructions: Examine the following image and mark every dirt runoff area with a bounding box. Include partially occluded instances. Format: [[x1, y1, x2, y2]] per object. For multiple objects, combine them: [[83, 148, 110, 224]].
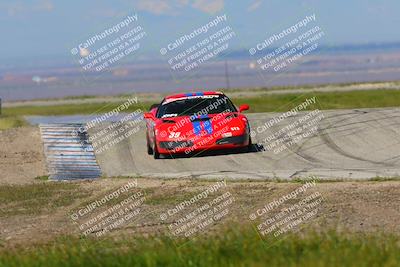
[[0, 127, 399, 248], [1, 177, 400, 248], [0, 126, 46, 185]]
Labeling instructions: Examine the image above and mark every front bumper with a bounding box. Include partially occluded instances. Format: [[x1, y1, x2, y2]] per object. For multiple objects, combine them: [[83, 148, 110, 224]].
[[157, 133, 249, 154]]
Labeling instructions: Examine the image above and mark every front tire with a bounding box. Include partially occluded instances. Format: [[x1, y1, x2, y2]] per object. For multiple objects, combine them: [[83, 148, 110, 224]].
[[153, 142, 160, 159], [248, 136, 253, 151], [240, 136, 253, 153]]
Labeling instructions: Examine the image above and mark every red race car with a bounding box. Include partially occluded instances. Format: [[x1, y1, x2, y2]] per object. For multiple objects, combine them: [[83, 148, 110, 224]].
[[144, 91, 252, 159]]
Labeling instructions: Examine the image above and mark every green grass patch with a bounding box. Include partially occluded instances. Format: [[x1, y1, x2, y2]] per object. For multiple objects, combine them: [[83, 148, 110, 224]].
[[0, 183, 91, 216], [59, 95, 98, 100], [2, 89, 400, 116], [1, 229, 399, 267], [34, 176, 49, 181], [145, 190, 204, 205], [2, 102, 150, 117], [0, 115, 26, 130], [367, 176, 400, 182], [233, 89, 400, 113], [73, 186, 154, 209], [224, 81, 400, 93]]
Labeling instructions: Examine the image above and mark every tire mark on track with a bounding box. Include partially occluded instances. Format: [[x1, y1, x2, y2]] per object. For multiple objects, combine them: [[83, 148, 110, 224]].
[[319, 127, 394, 166]]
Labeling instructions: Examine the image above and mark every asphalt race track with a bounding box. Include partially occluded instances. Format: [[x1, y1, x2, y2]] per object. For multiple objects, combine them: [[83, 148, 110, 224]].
[[90, 108, 400, 180]]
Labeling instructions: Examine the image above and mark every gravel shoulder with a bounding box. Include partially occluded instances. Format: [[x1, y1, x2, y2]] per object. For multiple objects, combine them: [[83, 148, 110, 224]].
[[0, 178, 399, 248]]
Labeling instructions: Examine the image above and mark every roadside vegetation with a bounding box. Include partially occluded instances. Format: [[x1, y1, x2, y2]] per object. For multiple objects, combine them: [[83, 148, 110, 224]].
[[1, 229, 399, 267], [2, 89, 399, 118], [0, 115, 26, 130], [0, 182, 91, 217], [1, 178, 400, 266], [234, 89, 400, 113], [226, 81, 400, 93], [2, 102, 145, 117]]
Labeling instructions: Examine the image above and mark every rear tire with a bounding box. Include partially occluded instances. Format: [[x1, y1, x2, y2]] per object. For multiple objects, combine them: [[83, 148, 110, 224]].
[[147, 137, 153, 155]]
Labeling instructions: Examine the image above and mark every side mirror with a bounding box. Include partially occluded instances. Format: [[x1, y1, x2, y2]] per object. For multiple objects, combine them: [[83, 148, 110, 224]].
[[144, 112, 155, 119], [149, 104, 159, 111], [239, 104, 249, 113]]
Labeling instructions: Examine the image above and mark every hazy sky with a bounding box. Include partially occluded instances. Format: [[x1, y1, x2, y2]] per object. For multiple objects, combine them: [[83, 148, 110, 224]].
[[1, 0, 399, 60]]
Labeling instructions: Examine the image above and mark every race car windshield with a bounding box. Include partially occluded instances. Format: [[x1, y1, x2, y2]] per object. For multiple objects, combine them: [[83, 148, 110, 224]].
[[156, 95, 237, 118]]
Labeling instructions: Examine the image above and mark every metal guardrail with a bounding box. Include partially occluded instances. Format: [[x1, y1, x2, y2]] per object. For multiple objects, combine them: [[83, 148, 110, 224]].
[[39, 123, 101, 180]]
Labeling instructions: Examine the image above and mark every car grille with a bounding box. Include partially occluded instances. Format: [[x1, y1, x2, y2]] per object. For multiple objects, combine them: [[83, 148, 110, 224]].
[[159, 140, 194, 150], [216, 134, 247, 145]]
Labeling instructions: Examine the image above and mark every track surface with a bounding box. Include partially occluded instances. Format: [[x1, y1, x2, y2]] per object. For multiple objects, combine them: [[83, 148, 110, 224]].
[[90, 108, 400, 180]]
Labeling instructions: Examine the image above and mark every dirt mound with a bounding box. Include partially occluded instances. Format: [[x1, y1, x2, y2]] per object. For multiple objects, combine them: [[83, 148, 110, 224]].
[[0, 127, 47, 184]]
